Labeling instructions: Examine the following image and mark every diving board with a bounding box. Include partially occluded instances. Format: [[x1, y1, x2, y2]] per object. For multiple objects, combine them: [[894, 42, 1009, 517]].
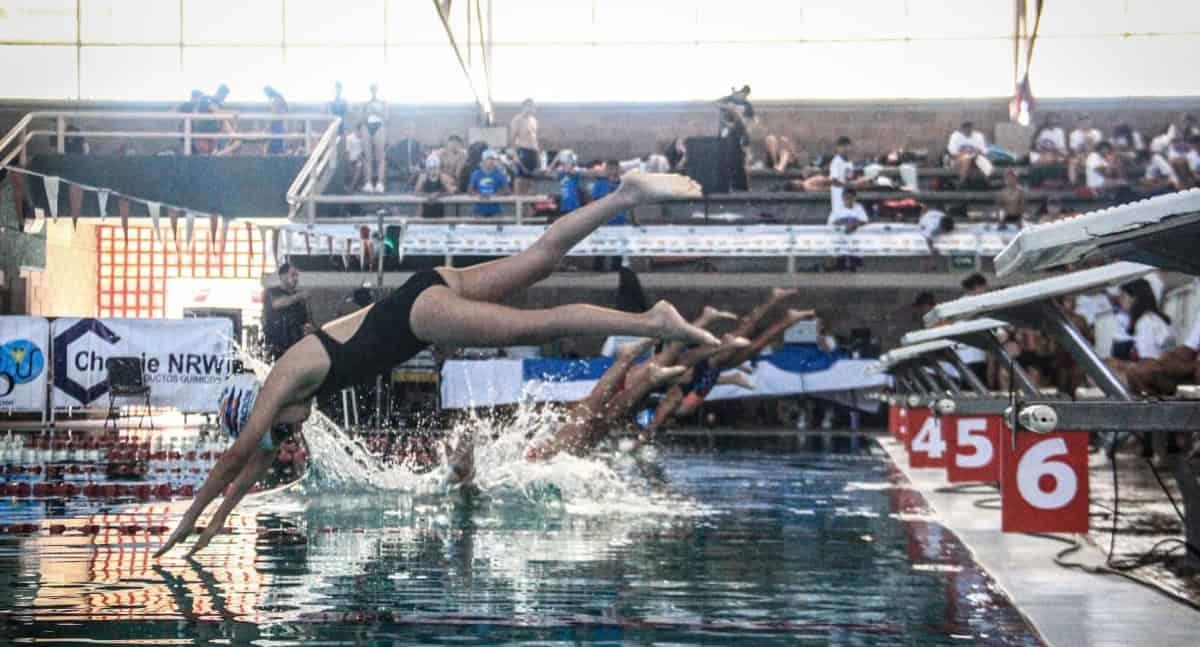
[[994, 188, 1200, 276], [901, 318, 1009, 346]]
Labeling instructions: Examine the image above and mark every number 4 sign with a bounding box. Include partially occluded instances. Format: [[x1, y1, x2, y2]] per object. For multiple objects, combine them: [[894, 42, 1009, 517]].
[[1001, 431, 1089, 533], [906, 408, 947, 469], [944, 415, 1000, 483]]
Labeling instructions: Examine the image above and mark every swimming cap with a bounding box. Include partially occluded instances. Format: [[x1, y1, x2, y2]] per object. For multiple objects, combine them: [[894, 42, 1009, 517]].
[[481, 149, 498, 161], [217, 373, 261, 440], [557, 149, 577, 166], [425, 153, 441, 171]]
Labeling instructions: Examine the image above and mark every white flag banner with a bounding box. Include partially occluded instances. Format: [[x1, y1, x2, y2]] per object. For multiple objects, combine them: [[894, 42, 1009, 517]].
[[0, 316, 50, 412], [49, 317, 234, 411], [146, 201, 162, 240], [97, 189, 110, 220], [24, 208, 46, 234], [43, 176, 60, 221], [184, 210, 196, 249]]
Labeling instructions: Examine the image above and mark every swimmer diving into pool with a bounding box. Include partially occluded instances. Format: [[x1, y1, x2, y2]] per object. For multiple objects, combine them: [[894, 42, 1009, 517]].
[[155, 172, 718, 558]]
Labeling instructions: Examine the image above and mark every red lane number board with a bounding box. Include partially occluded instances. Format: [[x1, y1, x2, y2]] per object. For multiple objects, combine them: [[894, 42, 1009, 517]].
[[905, 408, 947, 469], [944, 415, 1001, 483], [1000, 430, 1089, 533]]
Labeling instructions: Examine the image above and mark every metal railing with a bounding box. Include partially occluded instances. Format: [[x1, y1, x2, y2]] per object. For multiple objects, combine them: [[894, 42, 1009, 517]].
[[0, 110, 337, 169]]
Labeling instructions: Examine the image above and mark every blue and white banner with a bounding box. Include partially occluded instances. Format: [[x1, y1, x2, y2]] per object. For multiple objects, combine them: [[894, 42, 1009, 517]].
[[440, 346, 887, 410], [50, 317, 234, 411], [0, 317, 50, 412]]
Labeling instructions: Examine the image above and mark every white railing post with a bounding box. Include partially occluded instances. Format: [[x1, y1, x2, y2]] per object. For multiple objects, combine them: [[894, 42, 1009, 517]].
[[55, 116, 65, 153], [304, 119, 312, 154], [514, 198, 523, 225], [183, 116, 192, 156]]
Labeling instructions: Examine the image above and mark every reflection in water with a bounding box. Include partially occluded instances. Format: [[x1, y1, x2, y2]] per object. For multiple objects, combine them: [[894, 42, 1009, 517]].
[[0, 413, 1042, 645]]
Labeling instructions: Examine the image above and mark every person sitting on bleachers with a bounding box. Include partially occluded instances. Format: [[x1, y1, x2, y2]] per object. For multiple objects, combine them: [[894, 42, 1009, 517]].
[[1165, 137, 1197, 188], [1127, 311, 1200, 396], [1108, 278, 1175, 382], [918, 203, 954, 248], [1085, 142, 1128, 194], [1111, 123, 1146, 158], [764, 134, 799, 172], [1139, 149, 1183, 193], [414, 154, 457, 219], [946, 121, 988, 185], [1029, 114, 1068, 166], [1068, 114, 1103, 185], [995, 169, 1027, 228], [828, 188, 868, 231]]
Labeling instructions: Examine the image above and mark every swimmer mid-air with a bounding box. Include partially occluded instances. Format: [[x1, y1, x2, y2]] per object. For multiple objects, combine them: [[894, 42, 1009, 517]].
[[156, 172, 717, 557]]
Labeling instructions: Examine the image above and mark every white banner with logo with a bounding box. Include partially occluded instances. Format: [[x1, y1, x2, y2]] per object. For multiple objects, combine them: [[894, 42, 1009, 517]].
[[50, 317, 234, 411], [0, 317, 50, 412]]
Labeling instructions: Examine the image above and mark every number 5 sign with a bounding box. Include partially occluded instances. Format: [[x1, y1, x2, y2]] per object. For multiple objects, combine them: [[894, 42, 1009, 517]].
[[905, 408, 946, 469], [944, 415, 1000, 483], [1001, 431, 1089, 533]]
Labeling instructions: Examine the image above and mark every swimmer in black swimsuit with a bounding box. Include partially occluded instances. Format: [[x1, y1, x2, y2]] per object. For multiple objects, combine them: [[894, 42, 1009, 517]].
[[156, 173, 720, 558]]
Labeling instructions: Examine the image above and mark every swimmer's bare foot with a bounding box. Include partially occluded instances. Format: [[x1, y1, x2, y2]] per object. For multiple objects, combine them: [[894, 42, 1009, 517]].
[[724, 372, 757, 391], [697, 306, 738, 328], [617, 172, 702, 204], [648, 301, 720, 346], [723, 334, 752, 350], [645, 363, 687, 386], [785, 308, 817, 324], [770, 287, 799, 303]]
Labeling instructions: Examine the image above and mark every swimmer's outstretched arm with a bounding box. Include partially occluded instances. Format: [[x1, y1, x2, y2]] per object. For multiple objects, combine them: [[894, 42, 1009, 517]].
[[182, 447, 275, 556]]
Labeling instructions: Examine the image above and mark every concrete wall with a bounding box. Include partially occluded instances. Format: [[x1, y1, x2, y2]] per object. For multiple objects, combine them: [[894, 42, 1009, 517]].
[[2, 97, 1197, 162]]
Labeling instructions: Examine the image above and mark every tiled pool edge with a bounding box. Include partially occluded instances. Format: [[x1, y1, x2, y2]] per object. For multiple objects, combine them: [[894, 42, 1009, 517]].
[[877, 437, 1200, 647]]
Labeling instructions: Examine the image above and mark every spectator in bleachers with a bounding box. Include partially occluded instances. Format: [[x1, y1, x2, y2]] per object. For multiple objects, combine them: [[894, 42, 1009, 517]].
[[828, 188, 868, 230], [469, 150, 509, 217], [829, 136, 857, 212], [1116, 278, 1174, 361], [912, 292, 937, 328], [1029, 114, 1068, 165], [946, 121, 988, 185], [663, 138, 688, 173], [210, 83, 230, 109], [718, 84, 755, 121], [362, 84, 389, 193], [344, 122, 365, 191], [178, 89, 203, 113], [1111, 123, 1146, 156], [437, 135, 467, 189], [328, 81, 348, 135], [718, 103, 750, 191], [918, 203, 954, 247], [1085, 142, 1126, 193], [414, 154, 457, 219], [1166, 137, 1197, 188], [191, 96, 220, 155], [763, 134, 798, 172], [961, 272, 988, 296], [1035, 197, 1071, 224], [550, 150, 586, 214], [995, 169, 1027, 228], [1067, 114, 1103, 185], [1139, 149, 1182, 193], [459, 141, 488, 190], [263, 86, 289, 155], [510, 98, 541, 195], [1126, 312, 1200, 396], [783, 170, 834, 193]]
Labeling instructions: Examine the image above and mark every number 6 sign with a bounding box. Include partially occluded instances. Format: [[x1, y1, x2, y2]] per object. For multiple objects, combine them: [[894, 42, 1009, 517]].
[[944, 415, 1000, 483], [1000, 430, 1089, 533]]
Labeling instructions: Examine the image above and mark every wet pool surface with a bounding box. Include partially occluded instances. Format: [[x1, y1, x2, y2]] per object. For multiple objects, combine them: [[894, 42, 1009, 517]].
[[0, 445, 1043, 645]]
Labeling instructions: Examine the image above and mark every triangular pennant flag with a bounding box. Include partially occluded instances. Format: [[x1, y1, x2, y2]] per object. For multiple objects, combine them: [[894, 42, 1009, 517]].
[[184, 210, 195, 250], [42, 175, 59, 221], [68, 184, 83, 229], [169, 208, 180, 247], [209, 213, 219, 243], [97, 189, 110, 220], [146, 201, 162, 241], [327, 234, 334, 258], [342, 238, 351, 269], [118, 198, 130, 242]]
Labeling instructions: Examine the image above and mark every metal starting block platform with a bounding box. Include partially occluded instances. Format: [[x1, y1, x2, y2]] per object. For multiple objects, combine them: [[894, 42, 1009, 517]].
[[994, 188, 1200, 276]]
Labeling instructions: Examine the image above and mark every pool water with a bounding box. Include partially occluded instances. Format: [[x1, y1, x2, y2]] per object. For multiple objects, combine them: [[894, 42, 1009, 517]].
[[0, 435, 1042, 645]]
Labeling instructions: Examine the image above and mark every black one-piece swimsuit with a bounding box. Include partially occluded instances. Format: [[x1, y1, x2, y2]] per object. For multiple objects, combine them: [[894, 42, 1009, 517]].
[[310, 270, 446, 397]]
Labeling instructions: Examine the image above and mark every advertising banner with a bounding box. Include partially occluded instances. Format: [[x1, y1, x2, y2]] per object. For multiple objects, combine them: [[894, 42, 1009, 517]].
[[0, 317, 50, 412]]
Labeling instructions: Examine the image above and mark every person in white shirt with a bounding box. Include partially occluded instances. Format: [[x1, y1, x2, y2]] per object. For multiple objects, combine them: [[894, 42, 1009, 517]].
[[1111, 123, 1145, 157], [1119, 278, 1175, 361], [918, 204, 954, 248], [1085, 142, 1125, 191], [947, 121, 988, 184], [1029, 114, 1068, 165], [1068, 114, 1103, 154], [1141, 151, 1181, 192], [1126, 307, 1200, 395], [828, 188, 868, 230], [1068, 114, 1104, 185], [361, 83, 388, 193], [344, 122, 366, 191], [828, 136, 859, 212], [1164, 137, 1198, 187]]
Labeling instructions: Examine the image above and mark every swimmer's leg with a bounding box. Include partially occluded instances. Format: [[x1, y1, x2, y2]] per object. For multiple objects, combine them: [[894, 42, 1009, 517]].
[[439, 173, 701, 303], [652, 306, 738, 367], [721, 309, 815, 369], [640, 384, 686, 443], [411, 292, 719, 348], [730, 288, 799, 340], [155, 337, 327, 558]]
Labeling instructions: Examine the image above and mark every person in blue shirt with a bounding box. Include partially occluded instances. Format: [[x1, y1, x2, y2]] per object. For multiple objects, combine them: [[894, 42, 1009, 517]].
[[553, 149, 585, 215], [469, 150, 510, 216], [590, 160, 633, 225]]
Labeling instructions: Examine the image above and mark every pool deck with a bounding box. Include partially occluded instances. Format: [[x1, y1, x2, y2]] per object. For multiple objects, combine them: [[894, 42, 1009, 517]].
[[878, 437, 1200, 647]]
